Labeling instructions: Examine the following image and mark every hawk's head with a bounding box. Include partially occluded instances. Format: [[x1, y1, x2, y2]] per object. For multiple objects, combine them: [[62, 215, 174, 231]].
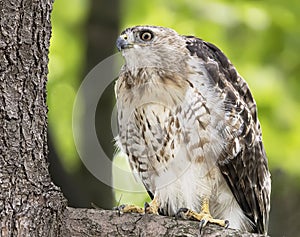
[[116, 25, 188, 74]]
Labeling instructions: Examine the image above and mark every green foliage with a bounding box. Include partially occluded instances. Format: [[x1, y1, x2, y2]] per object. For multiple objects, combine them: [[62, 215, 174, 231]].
[[48, 0, 90, 172]]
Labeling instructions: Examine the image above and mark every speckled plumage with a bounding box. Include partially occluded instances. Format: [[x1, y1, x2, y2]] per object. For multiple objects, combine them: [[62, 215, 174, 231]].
[[115, 25, 271, 235]]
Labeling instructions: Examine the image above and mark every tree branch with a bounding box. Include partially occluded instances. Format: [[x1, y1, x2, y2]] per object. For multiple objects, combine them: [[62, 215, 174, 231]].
[[61, 208, 266, 237]]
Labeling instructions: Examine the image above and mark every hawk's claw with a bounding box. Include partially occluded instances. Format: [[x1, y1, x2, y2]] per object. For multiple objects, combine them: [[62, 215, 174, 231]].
[[224, 220, 230, 229], [176, 206, 229, 233], [112, 204, 126, 211], [175, 207, 189, 219], [119, 204, 126, 210], [112, 204, 126, 216], [144, 202, 150, 213], [199, 219, 206, 235], [144, 199, 159, 214]]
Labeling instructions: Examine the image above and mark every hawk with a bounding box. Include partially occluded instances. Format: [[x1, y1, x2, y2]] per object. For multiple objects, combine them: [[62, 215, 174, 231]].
[[115, 25, 271, 235]]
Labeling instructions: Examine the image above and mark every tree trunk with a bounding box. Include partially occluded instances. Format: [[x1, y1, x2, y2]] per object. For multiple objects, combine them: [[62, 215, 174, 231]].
[[0, 0, 268, 236], [0, 0, 66, 235]]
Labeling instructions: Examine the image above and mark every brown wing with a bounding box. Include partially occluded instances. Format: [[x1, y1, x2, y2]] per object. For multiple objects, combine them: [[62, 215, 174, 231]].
[[185, 36, 271, 234]]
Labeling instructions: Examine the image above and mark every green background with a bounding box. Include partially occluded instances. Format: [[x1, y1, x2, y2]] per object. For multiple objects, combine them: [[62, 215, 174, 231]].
[[48, 0, 300, 236]]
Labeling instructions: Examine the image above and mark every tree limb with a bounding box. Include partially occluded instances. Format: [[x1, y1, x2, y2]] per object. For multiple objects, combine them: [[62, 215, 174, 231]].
[[61, 208, 267, 237]]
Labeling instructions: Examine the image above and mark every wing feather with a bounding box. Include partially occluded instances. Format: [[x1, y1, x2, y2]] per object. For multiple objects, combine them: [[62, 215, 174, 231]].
[[185, 36, 271, 234]]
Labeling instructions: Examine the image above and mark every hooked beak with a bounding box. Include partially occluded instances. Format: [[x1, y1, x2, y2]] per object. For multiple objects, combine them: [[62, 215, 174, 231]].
[[116, 34, 133, 51]]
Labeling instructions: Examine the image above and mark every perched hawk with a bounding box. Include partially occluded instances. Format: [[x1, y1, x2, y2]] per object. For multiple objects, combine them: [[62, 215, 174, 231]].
[[115, 25, 271, 235]]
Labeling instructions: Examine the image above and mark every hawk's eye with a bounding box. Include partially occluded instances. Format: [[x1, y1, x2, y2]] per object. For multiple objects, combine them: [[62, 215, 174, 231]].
[[140, 30, 153, 41]]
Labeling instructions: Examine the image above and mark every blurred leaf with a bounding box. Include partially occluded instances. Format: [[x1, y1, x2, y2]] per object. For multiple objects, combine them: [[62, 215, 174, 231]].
[[48, 0, 90, 172]]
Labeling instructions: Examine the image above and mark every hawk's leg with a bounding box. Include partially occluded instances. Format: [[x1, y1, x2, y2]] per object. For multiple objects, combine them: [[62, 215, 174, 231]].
[[176, 197, 229, 233], [115, 196, 159, 214], [144, 195, 159, 214]]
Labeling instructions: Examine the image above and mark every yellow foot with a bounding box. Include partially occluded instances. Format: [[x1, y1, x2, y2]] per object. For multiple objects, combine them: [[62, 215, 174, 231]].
[[144, 197, 159, 214], [114, 196, 159, 215], [115, 204, 144, 213], [176, 208, 229, 234]]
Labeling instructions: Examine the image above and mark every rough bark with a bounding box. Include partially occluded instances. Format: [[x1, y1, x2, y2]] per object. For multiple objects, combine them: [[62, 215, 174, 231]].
[[0, 0, 66, 236], [61, 208, 266, 237]]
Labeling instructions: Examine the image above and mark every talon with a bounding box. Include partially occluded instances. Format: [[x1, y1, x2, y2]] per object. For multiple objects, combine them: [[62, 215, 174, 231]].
[[113, 204, 127, 216], [113, 204, 125, 211], [144, 202, 150, 213], [144, 196, 159, 214], [224, 220, 230, 229], [175, 207, 189, 220], [176, 198, 228, 233], [199, 219, 207, 235], [178, 207, 189, 213], [112, 204, 125, 211]]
